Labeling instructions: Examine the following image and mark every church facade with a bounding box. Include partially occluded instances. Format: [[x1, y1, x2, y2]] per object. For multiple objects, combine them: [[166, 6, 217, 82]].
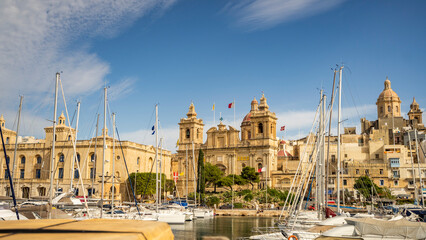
[[173, 94, 278, 196]]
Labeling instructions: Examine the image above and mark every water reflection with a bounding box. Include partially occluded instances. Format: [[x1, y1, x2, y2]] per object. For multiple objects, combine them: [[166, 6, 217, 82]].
[[171, 216, 276, 240]]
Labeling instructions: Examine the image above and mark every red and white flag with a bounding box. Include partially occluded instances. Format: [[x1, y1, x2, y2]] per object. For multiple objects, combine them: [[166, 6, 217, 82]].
[[228, 102, 234, 108], [173, 172, 179, 183], [280, 126, 286, 131]]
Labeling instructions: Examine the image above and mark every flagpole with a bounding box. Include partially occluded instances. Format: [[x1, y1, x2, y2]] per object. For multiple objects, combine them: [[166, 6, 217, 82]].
[[213, 102, 216, 126], [233, 99, 236, 128]]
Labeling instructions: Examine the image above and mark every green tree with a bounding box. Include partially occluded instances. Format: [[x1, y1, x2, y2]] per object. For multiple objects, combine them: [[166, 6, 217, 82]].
[[205, 162, 224, 193], [165, 179, 175, 194], [197, 150, 206, 196], [241, 166, 260, 190], [217, 174, 246, 191], [354, 175, 382, 200], [128, 172, 167, 199]]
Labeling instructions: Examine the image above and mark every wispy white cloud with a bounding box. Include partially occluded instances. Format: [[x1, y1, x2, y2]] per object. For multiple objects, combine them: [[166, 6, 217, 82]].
[[0, 0, 176, 141], [109, 77, 136, 101], [0, 0, 176, 111], [223, 0, 344, 31]]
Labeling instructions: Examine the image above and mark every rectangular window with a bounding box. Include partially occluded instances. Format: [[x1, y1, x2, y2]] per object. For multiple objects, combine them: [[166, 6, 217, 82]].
[[393, 170, 400, 178], [74, 169, 79, 179], [20, 169, 24, 179], [390, 158, 400, 168], [343, 179, 347, 186], [4, 170, 9, 179], [36, 169, 41, 179], [90, 168, 95, 179], [356, 169, 359, 174], [380, 180, 384, 186], [331, 155, 336, 163], [344, 154, 348, 158], [394, 180, 399, 186], [380, 169, 383, 174], [58, 168, 64, 179], [409, 180, 414, 185], [365, 169, 369, 175], [375, 154, 379, 159]]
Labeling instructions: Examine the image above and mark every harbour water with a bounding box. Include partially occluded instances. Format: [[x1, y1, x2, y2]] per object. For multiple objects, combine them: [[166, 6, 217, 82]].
[[171, 216, 276, 240]]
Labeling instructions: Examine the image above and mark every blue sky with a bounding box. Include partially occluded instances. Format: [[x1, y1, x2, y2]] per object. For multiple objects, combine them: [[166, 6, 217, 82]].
[[0, 0, 425, 151]]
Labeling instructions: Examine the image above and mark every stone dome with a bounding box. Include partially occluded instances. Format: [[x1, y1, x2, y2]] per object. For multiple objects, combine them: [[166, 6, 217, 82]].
[[242, 112, 251, 123], [377, 77, 400, 100]]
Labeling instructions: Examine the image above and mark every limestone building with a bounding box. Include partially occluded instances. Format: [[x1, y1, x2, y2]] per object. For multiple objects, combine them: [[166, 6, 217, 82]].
[[173, 94, 278, 196], [273, 77, 426, 200], [0, 112, 171, 201]]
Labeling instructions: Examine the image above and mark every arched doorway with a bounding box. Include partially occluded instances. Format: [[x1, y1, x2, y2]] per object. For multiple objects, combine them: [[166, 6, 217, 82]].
[[22, 187, 30, 198], [37, 187, 46, 196]]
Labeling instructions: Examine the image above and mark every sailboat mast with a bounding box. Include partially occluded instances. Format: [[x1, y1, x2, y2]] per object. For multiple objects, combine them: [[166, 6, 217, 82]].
[[337, 66, 343, 213], [111, 113, 116, 217], [70, 101, 80, 191], [100, 87, 107, 218], [49, 73, 59, 219], [408, 131, 419, 204], [155, 104, 159, 213], [325, 70, 337, 206], [186, 145, 188, 201], [192, 141, 196, 207], [415, 129, 425, 209], [91, 114, 99, 196], [159, 138, 163, 205], [321, 94, 326, 219], [11, 96, 23, 182]]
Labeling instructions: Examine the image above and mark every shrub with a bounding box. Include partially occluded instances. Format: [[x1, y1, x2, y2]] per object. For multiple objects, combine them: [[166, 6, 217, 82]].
[[244, 193, 254, 202], [238, 189, 252, 196], [233, 202, 243, 208], [206, 196, 220, 207]]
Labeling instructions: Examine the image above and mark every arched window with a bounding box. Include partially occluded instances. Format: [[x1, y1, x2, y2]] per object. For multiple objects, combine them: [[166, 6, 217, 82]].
[[242, 163, 246, 168], [258, 123, 263, 134], [380, 106, 383, 113], [74, 168, 79, 179], [116, 156, 120, 161], [6, 137, 9, 144], [59, 154, 64, 162], [36, 155, 42, 164], [20, 156, 26, 164], [77, 153, 81, 162], [68, 135, 71, 141], [54, 135, 57, 141], [388, 106, 391, 112], [186, 129, 190, 139], [248, 131, 251, 139], [90, 153, 96, 162], [137, 157, 140, 165]]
